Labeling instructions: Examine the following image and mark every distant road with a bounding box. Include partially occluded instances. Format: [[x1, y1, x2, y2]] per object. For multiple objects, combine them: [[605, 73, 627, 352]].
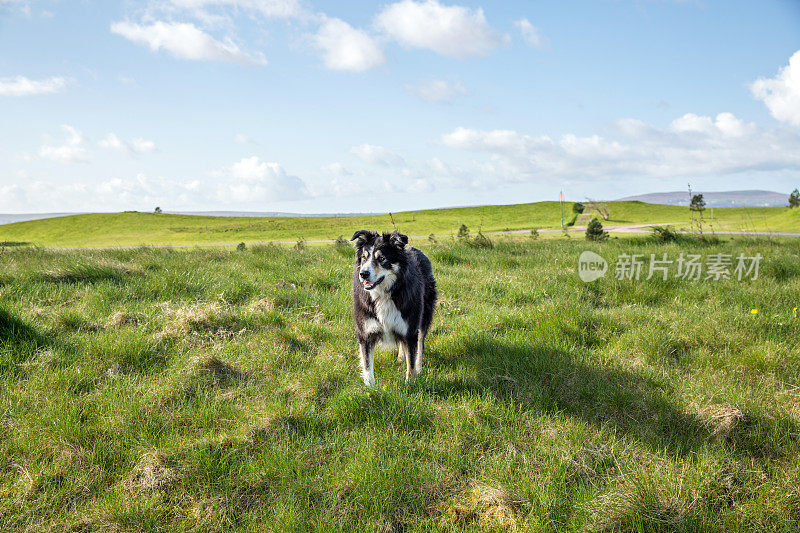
[[45, 223, 800, 250]]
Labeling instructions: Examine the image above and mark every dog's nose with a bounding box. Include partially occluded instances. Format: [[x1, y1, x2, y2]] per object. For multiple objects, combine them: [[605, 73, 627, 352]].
[[359, 270, 370, 280]]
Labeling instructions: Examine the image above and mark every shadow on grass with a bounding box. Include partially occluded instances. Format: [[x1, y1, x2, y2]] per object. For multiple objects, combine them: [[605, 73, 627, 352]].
[[0, 306, 50, 373], [426, 335, 796, 461], [0, 241, 31, 247]]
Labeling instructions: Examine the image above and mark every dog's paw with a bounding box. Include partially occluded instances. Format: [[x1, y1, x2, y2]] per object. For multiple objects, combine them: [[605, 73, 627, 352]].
[[397, 351, 404, 363], [361, 371, 375, 388]]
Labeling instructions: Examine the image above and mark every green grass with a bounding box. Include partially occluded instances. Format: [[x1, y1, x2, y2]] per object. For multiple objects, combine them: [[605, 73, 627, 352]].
[[1, 236, 800, 530], [1, 201, 797, 247]]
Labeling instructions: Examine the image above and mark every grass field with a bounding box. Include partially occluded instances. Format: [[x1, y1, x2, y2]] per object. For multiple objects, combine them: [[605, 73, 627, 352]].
[[1, 201, 797, 248], [2, 235, 800, 531]]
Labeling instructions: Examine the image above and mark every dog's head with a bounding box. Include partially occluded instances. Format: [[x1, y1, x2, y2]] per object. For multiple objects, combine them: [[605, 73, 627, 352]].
[[351, 230, 408, 291]]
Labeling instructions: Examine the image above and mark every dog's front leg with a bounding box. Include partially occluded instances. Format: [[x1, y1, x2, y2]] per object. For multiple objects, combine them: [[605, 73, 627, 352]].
[[358, 340, 375, 387]]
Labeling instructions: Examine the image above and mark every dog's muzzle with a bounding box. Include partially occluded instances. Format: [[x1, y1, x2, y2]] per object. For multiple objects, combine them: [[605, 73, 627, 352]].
[[361, 275, 385, 290]]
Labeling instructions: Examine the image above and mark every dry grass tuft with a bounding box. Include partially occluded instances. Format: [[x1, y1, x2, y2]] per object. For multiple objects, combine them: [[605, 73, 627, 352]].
[[157, 301, 245, 339], [590, 468, 697, 532], [691, 402, 751, 443], [249, 297, 274, 312], [104, 311, 136, 329], [124, 451, 176, 493], [443, 481, 526, 531], [705, 403, 750, 441]]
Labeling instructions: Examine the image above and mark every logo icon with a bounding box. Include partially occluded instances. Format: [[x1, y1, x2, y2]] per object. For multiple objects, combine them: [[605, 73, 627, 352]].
[[578, 251, 608, 282]]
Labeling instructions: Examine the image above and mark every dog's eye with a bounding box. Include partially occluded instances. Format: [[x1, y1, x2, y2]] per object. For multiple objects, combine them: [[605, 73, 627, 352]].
[[379, 258, 391, 267]]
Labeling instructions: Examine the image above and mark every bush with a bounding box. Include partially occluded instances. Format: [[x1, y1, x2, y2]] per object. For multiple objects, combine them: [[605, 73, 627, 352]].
[[789, 188, 800, 208], [236, 242, 247, 252], [457, 224, 470, 240], [573, 202, 585, 214], [585, 218, 608, 242], [650, 226, 682, 243], [468, 231, 494, 249], [529, 229, 539, 240], [295, 238, 306, 251], [428, 233, 437, 244]]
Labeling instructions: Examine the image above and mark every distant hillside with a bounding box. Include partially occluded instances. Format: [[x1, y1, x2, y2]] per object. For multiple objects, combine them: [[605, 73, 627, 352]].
[[0, 213, 82, 226], [618, 190, 787, 207], [1, 201, 797, 247], [171, 211, 377, 218]]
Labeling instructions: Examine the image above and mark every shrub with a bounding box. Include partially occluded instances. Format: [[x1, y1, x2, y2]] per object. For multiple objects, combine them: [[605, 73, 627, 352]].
[[690, 194, 706, 212], [573, 202, 585, 214], [585, 218, 608, 242], [236, 242, 247, 252], [295, 238, 306, 251], [457, 224, 470, 240], [468, 231, 494, 249], [529, 229, 539, 240], [789, 188, 800, 208], [428, 233, 437, 244], [650, 226, 682, 243]]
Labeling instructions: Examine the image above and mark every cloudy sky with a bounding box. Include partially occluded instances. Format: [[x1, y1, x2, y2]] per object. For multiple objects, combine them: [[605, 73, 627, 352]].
[[1, 0, 799, 213]]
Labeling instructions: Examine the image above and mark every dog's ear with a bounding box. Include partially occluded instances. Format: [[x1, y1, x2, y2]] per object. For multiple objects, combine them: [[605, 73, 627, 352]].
[[350, 230, 377, 247], [390, 230, 408, 249]]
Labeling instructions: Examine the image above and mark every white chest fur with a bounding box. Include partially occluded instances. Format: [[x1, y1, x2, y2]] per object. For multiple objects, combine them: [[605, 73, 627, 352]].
[[366, 292, 408, 346]]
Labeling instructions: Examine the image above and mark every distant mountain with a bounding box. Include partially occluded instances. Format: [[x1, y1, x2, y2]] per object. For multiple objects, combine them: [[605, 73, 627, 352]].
[[0, 213, 81, 225], [617, 190, 788, 208]]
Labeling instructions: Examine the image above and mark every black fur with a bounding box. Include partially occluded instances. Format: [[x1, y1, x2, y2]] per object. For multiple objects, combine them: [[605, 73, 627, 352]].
[[350, 230, 437, 384]]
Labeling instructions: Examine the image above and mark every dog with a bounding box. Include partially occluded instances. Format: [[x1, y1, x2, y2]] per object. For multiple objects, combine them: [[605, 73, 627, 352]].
[[350, 230, 437, 386]]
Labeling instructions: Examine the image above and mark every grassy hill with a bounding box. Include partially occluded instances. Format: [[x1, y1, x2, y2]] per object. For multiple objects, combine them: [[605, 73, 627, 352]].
[[0, 201, 797, 248], [1, 239, 799, 530]]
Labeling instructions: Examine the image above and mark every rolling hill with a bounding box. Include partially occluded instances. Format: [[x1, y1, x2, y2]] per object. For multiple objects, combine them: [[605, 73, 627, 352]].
[[0, 201, 797, 248]]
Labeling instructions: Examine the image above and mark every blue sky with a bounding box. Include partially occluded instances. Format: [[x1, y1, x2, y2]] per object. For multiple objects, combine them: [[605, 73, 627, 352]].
[[1, 0, 799, 213]]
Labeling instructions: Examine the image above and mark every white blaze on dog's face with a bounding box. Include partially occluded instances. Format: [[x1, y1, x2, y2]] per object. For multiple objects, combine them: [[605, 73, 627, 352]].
[[352, 230, 408, 294], [358, 244, 399, 293]]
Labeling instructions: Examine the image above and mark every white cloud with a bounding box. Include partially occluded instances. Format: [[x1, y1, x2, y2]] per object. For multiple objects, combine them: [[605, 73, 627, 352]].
[[322, 162, 351, 176], [439, 112, 800, 183], [95, 175, 202, 208], [0, 174, 205, 212], [166, 0, 302, 18], [751, 49, 800, 127], [514, 18, 546, 48], [405, 79, 466, 103], [110, 20, 267, 65], [219, 156, 309, 202], [668, 112, 755, 137], [313, 17, 385, 72], [350, 144, 405, 166], [38, 125, 88, 163], [0, 75, 66, 96], [374, 0, 508, 58], [98, 133, 158, 155]]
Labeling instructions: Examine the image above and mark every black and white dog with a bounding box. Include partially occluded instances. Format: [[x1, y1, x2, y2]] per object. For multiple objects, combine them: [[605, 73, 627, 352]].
[[351, 230, 437, 386]]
